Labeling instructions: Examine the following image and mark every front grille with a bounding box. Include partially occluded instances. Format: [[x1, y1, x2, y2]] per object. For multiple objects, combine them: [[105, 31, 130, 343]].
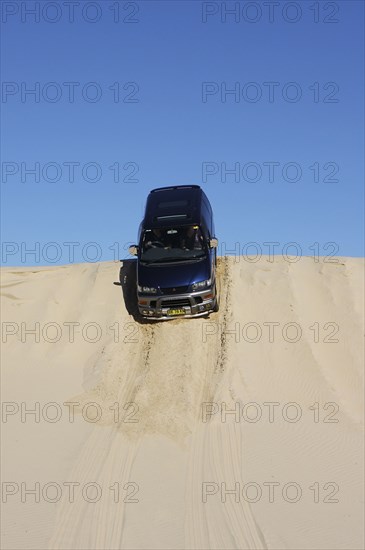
[[161, 298, 191, 308], [160, 285, 188, 294]]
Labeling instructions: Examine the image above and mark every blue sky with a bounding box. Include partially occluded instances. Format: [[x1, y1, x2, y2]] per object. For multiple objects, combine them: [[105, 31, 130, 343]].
[[1, 0, 364, 266]]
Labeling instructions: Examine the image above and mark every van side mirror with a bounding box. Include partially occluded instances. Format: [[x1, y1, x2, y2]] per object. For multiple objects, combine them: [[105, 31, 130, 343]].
[[128, 245, 139, 256], [209, 238, 218, 248]]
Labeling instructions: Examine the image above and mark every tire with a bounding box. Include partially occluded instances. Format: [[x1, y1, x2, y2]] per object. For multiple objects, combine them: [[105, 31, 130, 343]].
[[213, 284, 219, 312]]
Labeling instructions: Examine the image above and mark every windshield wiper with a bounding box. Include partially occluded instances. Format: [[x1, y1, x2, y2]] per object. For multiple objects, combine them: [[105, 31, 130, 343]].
[[147, 256, 204, 264]]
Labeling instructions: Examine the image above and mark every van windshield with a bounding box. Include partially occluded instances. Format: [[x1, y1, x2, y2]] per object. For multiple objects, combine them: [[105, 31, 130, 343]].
[[140, 225, 207, 264]]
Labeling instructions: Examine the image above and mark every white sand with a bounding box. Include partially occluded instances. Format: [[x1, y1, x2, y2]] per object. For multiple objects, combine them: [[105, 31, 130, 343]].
[[1, 256, 364, 549]]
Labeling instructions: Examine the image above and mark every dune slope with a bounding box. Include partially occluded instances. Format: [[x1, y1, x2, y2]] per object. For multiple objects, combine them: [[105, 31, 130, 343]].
[[1, 256, 364, 550]]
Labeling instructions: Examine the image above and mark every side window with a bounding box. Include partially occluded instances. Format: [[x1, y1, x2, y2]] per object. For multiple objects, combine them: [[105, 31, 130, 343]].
[[201, 196, 212, 238], [207, 200, 215, 237], [201, 224, 209, 242]]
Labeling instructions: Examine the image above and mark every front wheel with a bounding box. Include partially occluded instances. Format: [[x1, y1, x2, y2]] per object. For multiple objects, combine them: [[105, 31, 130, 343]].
[[213, 284, 219, 312]]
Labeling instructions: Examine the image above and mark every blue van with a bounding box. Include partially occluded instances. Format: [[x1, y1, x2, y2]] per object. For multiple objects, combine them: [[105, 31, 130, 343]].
[[129, 185, 219, 319]]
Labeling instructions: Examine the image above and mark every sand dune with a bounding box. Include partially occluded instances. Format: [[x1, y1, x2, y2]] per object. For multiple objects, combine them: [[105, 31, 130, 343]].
[[1, 256, 364, 549]]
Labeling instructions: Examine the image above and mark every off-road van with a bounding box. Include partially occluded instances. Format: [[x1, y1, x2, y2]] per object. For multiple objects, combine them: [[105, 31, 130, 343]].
[[129, 185, 219, 320]]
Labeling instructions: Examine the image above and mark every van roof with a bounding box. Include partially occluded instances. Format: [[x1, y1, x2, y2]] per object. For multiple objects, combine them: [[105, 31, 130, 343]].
[[143, 185, 204, 228]]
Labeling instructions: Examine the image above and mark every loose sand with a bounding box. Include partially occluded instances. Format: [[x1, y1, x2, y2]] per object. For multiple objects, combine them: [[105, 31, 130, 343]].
[[1, 256, 364, 549]]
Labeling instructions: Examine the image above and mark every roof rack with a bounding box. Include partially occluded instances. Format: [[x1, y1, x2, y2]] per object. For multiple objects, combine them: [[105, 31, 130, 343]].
[[155, 214, 189, 221], [150, 185, 201, 193]]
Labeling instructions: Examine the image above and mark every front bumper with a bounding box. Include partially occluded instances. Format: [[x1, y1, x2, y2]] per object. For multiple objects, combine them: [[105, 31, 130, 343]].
[[137, 287, 216, 320]]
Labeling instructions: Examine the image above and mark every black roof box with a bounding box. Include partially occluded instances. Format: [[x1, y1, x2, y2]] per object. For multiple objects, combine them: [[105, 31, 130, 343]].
[[143, 185, 203, 228]]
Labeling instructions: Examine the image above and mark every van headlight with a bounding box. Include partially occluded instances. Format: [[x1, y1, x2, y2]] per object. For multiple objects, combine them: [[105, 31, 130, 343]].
[[138, 285, 157, 294], [192, 278, 211, 291]]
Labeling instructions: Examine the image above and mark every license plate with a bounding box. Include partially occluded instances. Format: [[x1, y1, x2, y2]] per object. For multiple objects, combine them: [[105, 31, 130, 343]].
[[167, 308, 186, 316]]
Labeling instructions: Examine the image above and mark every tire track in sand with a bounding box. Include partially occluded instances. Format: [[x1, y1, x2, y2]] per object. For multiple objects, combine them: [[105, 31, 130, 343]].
[[48, 257, 227, 549], [49, 257, 265, 549], [49, 323, 158, 550], [185, 256, 267, 550]]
